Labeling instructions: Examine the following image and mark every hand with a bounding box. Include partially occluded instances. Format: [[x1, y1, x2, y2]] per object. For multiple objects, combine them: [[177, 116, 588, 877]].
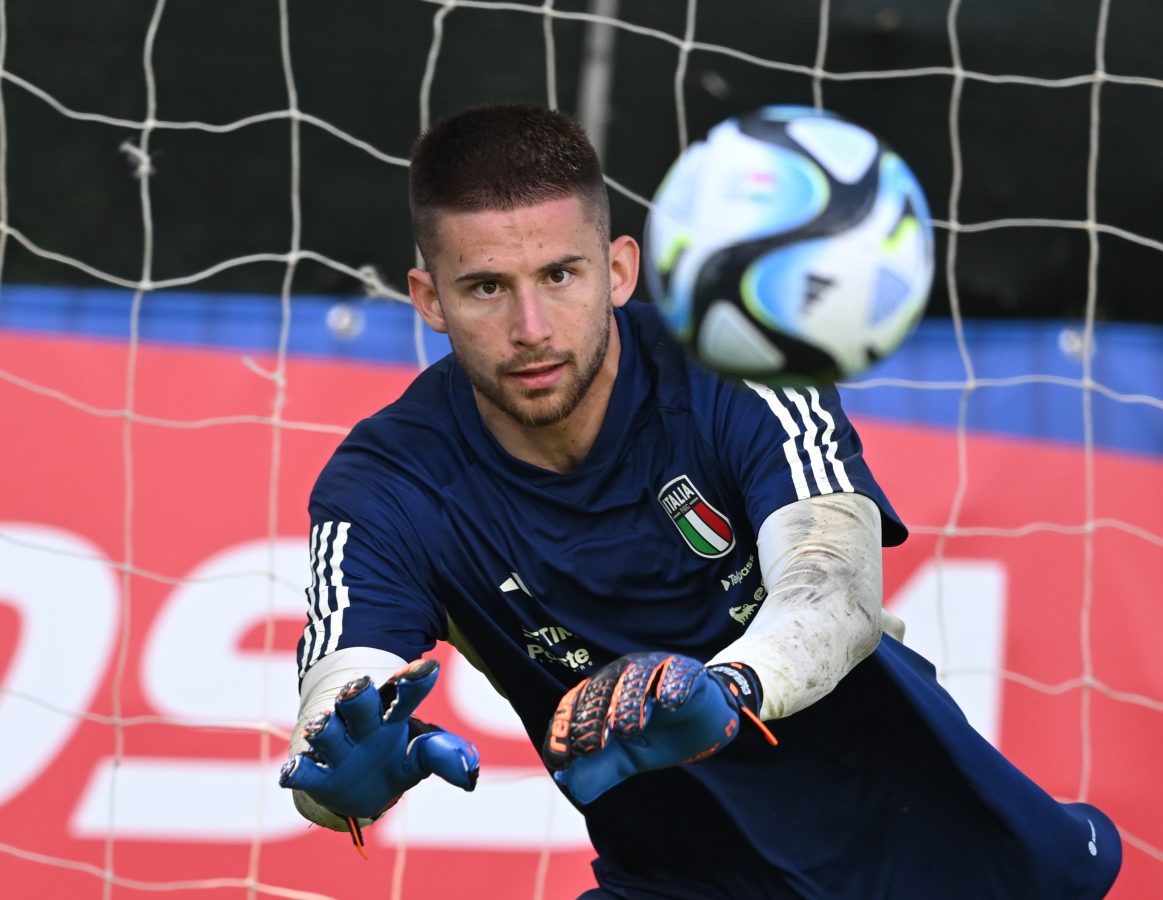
[[541, 652, 776, 804], [279, 659, 480, 822]]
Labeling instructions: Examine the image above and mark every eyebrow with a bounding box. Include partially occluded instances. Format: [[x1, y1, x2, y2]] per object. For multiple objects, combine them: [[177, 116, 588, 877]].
[[453, 254, 589, 284]]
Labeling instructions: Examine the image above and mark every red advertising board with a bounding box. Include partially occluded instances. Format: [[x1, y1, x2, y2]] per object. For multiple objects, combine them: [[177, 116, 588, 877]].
[[1, 329, 1160, 898]]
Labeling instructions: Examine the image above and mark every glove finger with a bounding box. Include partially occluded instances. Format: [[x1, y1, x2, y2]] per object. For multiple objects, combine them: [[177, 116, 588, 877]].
[[278, 753, 330, 794], [301, 709, 353, 765], [543, 657, 629, 771], [570, 664, 626, 756], [333, 676, 385, 742], [542, 679, 586, 770], [607, 652, 672, 738], [380, 658, 440, 724], [552, 742, 638, 805], [651, 654, 704, 711], [411, 731, 481, 791]]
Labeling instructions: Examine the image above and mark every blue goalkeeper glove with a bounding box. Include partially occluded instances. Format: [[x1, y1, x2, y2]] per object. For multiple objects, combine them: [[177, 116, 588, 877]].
[[279, 659, 480, 829], [541, 652, 778, 805]]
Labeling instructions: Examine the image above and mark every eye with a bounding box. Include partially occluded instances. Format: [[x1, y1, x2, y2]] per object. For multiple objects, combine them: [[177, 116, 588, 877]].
[[546, 268, 575, 286], [472, 280, 503, 298]]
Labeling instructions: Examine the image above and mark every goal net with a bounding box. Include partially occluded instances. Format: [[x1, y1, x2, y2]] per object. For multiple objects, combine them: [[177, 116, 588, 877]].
[[0, 1, 1160, 898]]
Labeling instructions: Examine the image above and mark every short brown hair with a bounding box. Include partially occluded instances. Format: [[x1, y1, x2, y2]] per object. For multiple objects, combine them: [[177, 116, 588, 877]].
[[409, 104, 610, 263]]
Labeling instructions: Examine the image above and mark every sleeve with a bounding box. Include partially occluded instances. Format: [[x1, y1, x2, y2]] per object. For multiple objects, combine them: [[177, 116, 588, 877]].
[[296, 453, 448, 684], [713, 377, 907, 547], [706, 492, 891, 719]]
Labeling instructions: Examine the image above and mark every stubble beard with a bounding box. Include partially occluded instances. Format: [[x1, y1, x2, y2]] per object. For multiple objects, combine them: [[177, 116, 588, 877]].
[[458, 309, 612, 429]]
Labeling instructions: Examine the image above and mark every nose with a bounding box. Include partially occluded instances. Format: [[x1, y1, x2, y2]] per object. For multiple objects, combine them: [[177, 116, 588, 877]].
[[511, 286, 553, 347]]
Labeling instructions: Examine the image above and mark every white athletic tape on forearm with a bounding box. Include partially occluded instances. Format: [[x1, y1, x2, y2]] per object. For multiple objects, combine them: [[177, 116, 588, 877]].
[[290, 646, 408, 830], [706, 492, 885, 721]]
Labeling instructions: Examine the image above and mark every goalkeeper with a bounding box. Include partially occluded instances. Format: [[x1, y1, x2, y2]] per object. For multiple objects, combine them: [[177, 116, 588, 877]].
[[280, 104, 1121, 898]]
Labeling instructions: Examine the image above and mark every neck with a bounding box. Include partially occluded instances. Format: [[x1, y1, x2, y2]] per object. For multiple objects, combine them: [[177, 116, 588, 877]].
[[477, 320, 622, 474]]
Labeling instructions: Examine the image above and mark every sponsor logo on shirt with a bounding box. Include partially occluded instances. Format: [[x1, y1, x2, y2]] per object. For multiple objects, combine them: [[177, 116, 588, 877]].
[[500, 571, 595, 671], [720, 554, 756, 590], [729, 585, 766, 625], [729, 602, 759, 625], [657, 474, 736, 559], [521, 624, 594, 671]]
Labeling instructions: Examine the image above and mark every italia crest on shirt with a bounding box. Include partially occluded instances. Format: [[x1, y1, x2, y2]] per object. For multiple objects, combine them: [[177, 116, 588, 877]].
[[657, 474, 736, 558]]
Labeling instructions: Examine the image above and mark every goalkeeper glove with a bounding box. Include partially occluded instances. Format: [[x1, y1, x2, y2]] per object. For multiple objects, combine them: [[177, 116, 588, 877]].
[[541, 652, 777, 805], [279, 659, 480, 843]]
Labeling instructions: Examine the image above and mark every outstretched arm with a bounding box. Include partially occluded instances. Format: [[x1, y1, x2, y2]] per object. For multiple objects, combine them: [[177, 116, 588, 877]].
[[706, 491, 897, 719], [543, 491, 897, 804]]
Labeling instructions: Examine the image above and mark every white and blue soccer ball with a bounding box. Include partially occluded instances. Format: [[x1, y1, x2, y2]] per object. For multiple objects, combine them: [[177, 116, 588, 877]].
[[643, 105, 935, 383]]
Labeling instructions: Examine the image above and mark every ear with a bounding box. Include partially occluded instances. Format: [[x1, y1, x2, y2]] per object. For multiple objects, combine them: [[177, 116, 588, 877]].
[[408, 266, 448, 334], [608, 235, 640, 309]]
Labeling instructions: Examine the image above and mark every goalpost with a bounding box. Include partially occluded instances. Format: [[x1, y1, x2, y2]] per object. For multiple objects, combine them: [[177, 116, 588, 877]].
[[0, 1, 1161, 898]]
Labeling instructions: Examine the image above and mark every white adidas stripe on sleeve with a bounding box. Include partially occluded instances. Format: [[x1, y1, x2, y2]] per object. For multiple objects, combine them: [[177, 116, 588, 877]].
[[744, 380, 852, 497], [298, 520, 352, 678]]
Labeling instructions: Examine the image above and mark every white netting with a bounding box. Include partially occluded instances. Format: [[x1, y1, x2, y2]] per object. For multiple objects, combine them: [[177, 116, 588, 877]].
[[0, 1, 1160, 898]]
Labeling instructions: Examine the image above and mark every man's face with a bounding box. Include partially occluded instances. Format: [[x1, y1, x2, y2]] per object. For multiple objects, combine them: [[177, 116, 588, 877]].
[[409, 196, 633, 429]]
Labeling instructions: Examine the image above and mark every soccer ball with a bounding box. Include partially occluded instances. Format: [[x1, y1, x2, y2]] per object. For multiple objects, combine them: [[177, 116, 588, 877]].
[[643, 105, 935, 383]]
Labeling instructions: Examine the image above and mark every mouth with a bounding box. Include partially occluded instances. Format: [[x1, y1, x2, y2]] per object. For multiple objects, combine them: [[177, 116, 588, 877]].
[[505, 359, 568, 390]]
